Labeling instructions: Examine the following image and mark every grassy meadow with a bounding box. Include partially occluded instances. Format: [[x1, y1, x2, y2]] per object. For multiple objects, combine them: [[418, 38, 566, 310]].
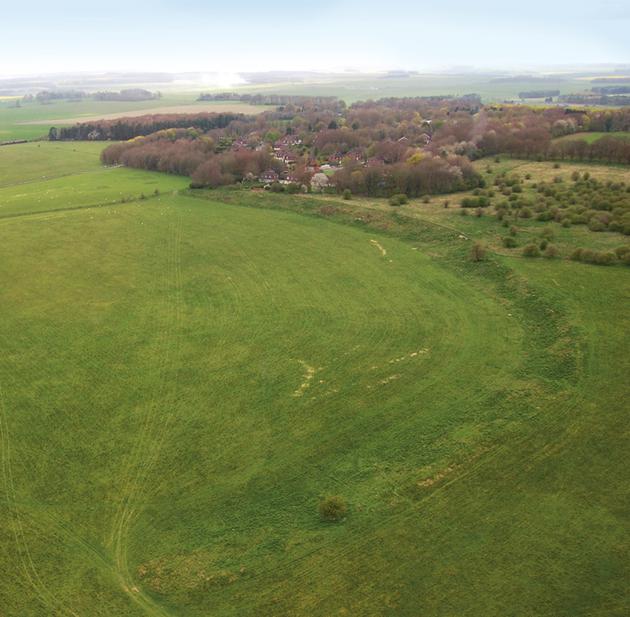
[[553, 131, 630, 144], [0, 143, 628, 616], [0, 95, 266, 142]]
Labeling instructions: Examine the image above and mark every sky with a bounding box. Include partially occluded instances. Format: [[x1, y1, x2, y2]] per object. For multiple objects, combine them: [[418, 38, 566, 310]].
[[1, 0, 629, 77]]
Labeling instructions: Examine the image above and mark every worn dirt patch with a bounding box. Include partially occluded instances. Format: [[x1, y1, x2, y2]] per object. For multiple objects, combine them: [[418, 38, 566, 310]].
[[370, 239, 387, 257], [293, 360, 317, 397]]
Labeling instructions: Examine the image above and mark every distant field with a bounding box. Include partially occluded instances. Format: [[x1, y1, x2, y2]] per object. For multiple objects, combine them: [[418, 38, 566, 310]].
[[0, 95, 266, 141], [19, 102, 268, 125], [224, 73, 602, 103], [471, 156, 630, 181], [0, 142, 628, 616], [554, 131, 630, 144]]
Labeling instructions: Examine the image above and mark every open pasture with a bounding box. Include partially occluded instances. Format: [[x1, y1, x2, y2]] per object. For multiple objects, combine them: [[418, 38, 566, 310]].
[[0, 144, 628, 616], [0, 96, 266, 142]]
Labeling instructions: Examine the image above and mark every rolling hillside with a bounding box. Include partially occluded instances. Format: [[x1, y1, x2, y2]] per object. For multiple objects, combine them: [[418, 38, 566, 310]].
[[0, 143, 628, 616]]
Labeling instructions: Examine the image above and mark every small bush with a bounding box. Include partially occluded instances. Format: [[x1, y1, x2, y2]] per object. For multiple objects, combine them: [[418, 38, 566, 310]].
[[319, 495, 347, 522], [614, 246, 630, 260], [588, 219, 606, 232], [422, 195, 430, 203], [502, 236, 518, 248], [522, 244, 541, 257], [343, 188, 352, 200], [470, 241, 487, 262], [541, 227, 555, 241], [389, 193, 408, 206], [544, 244, 560, 258]]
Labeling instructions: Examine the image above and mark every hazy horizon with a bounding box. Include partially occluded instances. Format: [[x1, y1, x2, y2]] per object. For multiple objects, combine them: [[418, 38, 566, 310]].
[[3, 1, 629, 77]]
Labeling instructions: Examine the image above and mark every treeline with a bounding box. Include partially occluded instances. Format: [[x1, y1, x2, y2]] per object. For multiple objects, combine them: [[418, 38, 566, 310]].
[[22, 89, 159, 104], [558, 94, 630, 106], [550, 135, 630, 164], [519, 90, 560, 99], [93, 89, 160, 101], [197, 92, 344, 109], [53, 112, 243, 141], [101, 129, 288, 186], [29, 90, 87, 103], [332, 155, 481, 197], [351, 94, 481, 111], [592, 86, 630, 95]]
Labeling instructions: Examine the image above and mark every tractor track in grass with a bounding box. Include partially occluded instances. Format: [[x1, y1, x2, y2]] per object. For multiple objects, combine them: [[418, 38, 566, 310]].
[[242, 267, 597, 615], [108, 212, 184, 617], [181, 238, 586, 612], [0, 384, 81, 617]]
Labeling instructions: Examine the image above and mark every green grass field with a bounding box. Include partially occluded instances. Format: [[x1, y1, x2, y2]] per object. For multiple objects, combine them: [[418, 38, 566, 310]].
[[554, 131, 630, 144], [221, 73, 602, 104], [0, 95, 266, 142], [0, 143, 628, 616]]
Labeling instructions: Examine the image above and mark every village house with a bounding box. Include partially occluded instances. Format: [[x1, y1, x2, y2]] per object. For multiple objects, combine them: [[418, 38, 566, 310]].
[[274, 135, 302, 151], [259, 169, 279, 183], [274, 149, 298, 166], [326, 152, 344, 165]]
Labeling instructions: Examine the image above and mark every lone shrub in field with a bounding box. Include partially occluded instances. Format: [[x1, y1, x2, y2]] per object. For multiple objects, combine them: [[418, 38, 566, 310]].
[[319, 495, 347, 522], [502, 236, 517, 248], [470, 241, 487, 262], [389, 193, 408, 206], [544, 244, 560, 258], [523, 244, 541, 257], [343, 188, 352, 200]]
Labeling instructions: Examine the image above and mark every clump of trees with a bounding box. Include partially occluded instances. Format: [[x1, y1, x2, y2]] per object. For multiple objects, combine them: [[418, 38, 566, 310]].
[[102, 129, 285, 187], [56, 112, 243, 141], [570, 248, 618, 265], [34, 89, 87, 103], [93, 89, 160, 102]]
